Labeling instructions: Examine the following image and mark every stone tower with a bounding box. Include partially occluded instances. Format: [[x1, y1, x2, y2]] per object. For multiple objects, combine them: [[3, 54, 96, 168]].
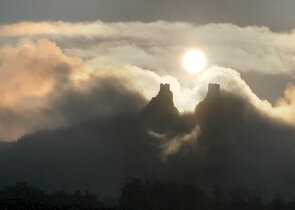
[[206, 83, 220, 100]]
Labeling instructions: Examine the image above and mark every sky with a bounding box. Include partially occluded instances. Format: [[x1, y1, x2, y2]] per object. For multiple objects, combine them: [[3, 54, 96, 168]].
[[0, 0, 295, 141], [1, 0, 295, 32]]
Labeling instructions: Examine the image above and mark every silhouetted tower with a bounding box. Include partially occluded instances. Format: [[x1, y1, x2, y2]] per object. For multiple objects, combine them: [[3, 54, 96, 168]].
[[144, 83, 178, 115], [206, 83, 220, 100], [195, 82, 222, 123], [158, 83, 172, 102], [142, 83, 179, 133]]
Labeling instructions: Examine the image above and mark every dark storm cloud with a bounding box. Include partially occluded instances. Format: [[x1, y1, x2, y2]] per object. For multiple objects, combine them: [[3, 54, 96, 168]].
[[0, 0, 295, 31]]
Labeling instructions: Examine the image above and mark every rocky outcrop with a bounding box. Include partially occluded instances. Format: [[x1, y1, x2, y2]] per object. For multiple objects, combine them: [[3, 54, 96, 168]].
[[144, 83, 179, 117], [141, 83, 180, 134]]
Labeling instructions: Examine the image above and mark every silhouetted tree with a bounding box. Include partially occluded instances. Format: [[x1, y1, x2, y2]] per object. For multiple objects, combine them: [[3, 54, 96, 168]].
[[247, 193, 264, 210], [0, 182, 47, 210], [119, 177, 210, 210], [269, 195, 287, 210], [0, 182, 105, 210], [287, 199, 295, 210], [2, 180, 295, 210], [212, 185, 227, 210]]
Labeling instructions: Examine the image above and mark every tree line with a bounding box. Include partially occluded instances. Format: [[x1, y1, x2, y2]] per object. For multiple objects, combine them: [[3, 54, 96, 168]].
[[0, 178, 294, 209]]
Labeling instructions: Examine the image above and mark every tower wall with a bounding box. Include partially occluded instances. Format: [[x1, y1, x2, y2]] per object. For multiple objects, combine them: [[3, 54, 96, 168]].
[[207, 83, 220, 99]]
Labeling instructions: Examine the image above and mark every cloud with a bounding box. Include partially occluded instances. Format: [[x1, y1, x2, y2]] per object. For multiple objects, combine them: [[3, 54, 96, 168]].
[[1, 0, 295, 32], [1, 20, 295, 141], [2, 20, 295, 76], [149, 126, 201, 160], [0, 39, 80, 107], [272, 84, 295, 124], [0, 39, 146, 141]]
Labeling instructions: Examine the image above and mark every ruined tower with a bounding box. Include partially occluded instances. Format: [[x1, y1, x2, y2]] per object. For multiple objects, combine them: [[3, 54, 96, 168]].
[[144, 83, 178, 116], [206, 83, 220, 100], [141, 83, 180, 133]]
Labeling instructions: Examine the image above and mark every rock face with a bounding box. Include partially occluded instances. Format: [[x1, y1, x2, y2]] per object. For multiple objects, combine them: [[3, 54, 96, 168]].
[[194, 83, 224, 136], [144, 83, 179, 116], [195, 83, 222, 113], [142, 83, 180, 134], [206, 83, 220, 101]]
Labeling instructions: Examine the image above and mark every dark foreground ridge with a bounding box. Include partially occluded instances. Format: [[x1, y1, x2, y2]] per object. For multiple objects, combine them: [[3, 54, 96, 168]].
[[0, 82, 295, 208]]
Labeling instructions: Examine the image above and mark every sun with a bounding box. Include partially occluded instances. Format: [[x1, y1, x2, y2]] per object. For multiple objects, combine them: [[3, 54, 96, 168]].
[[183, 50, 206, 74]]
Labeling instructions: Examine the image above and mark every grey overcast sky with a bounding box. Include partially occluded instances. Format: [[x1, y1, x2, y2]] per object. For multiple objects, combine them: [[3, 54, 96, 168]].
[[0, 0, 295, 31]]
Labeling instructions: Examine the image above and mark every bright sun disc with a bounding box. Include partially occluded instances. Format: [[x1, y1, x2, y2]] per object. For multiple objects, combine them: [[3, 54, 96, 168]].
[[183, 50, 206, 73]]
